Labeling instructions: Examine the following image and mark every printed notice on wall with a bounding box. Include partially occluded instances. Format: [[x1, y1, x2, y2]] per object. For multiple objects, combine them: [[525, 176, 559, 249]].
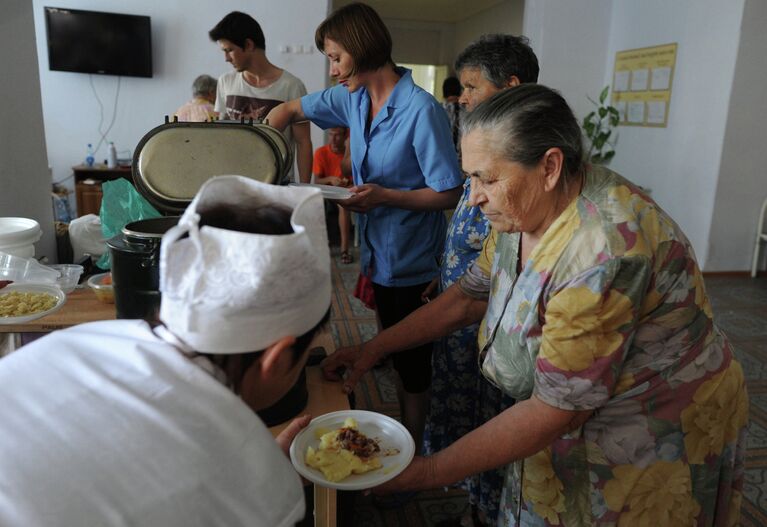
[[612, 43, 677, 127]]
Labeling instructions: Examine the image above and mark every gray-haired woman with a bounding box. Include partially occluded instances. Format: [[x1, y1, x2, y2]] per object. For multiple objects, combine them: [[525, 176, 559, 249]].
[[174, 74, 217, 122], [323, 84, 747, 526]]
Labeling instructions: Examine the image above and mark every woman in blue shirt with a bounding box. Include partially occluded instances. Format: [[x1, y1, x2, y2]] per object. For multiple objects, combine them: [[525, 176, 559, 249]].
[[267, 2, 463, 467]]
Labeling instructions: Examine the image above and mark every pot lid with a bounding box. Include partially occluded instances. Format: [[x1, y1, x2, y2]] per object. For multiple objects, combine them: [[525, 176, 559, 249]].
[[132, 121, 286, 214]]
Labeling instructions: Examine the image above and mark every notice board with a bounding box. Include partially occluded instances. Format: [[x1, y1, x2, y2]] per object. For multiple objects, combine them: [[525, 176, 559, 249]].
[[611, 43, 677, 127]]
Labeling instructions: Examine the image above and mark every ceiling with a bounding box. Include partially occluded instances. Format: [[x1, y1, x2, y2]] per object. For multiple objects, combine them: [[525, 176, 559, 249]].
[[332, 0, 508, 24]]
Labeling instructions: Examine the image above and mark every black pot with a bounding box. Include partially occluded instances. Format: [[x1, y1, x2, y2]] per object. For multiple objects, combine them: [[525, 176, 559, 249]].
[[106, 216, 180, 322]]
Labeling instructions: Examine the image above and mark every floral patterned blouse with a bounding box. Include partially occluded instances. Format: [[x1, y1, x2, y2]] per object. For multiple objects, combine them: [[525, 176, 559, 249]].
[[459, 166, 749, 526]]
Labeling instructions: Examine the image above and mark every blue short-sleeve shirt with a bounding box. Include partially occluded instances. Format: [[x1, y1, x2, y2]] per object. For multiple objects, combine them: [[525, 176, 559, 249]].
[[301, 68, 463, 286]]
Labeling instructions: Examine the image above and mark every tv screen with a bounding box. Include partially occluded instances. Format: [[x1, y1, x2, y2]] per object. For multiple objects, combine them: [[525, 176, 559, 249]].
[[44, 7, 152, 78]]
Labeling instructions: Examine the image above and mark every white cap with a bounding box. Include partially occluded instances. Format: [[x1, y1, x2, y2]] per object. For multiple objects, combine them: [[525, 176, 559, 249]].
[[159, 176, 330, 353]]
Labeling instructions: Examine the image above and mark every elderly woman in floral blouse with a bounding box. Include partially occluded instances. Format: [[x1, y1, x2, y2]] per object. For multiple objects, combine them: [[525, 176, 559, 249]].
[[323, 84, 748, 526]]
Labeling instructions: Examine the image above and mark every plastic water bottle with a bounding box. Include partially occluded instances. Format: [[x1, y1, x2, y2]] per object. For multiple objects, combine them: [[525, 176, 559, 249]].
[[85, 143, 95, 167], [107, 142, 117, 168]]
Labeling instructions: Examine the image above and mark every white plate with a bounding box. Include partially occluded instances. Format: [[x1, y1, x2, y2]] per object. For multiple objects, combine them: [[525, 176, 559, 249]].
[[290, 410, 415, 491], [289, 183, 353, 201], [0, 283, 66, 324]]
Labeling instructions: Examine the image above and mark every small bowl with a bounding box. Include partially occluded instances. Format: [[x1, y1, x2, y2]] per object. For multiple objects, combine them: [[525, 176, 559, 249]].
[[88, 272, 114, 303], [48, 264, 84, 294]]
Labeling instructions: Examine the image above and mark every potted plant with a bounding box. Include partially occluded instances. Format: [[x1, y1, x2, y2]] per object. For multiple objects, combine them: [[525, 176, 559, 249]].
[[582, 86, 620, 165]]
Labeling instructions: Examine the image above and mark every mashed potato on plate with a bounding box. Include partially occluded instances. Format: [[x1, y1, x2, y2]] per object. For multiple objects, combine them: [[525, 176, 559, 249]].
[[305, 418, 382, 482]]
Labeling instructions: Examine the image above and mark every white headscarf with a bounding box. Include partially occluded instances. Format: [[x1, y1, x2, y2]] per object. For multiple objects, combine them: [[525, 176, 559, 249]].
[[159, 176, 330, 353]]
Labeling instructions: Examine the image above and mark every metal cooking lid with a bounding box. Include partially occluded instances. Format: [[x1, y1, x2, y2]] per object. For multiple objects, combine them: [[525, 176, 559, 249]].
[[254, 122, 293, 175], [131, 121, 286, 214], [219, 120, 293, 177]]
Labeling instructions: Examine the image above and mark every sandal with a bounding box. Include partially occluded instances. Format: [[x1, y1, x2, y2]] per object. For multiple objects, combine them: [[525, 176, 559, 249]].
[[340, 251, 353, 264]]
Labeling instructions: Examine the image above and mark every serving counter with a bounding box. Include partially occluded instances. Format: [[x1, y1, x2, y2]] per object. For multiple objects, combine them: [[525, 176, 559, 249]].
[[0, 287, 347, 527]]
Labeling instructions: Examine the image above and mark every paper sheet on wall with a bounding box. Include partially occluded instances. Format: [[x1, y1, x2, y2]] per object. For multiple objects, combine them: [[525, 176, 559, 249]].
[[630, 69, 649, 91], [614, 71, 630, 92], [647, 101, 667, 124], [627, 102, 645, 124], [614, 101, 627, 122], [651, 67, 672, 90]]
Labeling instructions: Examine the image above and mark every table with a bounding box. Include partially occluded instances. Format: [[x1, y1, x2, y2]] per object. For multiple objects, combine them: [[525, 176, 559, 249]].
[[0, 287, 348, 527]]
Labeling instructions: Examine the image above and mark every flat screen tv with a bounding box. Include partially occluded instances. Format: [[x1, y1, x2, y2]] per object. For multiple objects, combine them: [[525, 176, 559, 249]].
[[44, 7, 153, 78]]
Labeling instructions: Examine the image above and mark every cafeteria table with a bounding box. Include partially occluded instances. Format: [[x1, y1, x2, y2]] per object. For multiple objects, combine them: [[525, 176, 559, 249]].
[[0, 287, 348, 527]]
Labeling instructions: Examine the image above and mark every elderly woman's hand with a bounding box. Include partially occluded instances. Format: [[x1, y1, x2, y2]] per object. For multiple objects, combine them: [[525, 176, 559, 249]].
[[320, 344, 380, 394], [336, 184, 387, 212]]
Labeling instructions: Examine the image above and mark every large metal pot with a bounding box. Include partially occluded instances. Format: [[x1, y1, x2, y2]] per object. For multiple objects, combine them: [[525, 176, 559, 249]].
[[106, 216, 179, 322]]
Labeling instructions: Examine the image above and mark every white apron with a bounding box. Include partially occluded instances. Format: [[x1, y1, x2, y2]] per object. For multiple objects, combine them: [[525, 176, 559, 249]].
[[0, 320, 304, 527]]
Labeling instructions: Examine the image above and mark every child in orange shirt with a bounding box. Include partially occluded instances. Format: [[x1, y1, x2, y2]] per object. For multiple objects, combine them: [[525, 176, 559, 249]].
[[313, 127, 353, 263]]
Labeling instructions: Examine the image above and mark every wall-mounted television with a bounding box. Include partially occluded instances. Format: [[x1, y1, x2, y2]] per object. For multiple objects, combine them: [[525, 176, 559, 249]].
[[44, 7, 153, 78]]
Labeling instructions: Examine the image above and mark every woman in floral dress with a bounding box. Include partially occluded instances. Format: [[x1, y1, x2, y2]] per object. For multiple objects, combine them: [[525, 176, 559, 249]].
[[423, 176, 514, 525], [324, 84, 748, 526]]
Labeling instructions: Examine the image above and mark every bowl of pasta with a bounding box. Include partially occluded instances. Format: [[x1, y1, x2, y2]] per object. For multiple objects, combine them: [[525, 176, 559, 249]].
[[0, 283, 66, 324]]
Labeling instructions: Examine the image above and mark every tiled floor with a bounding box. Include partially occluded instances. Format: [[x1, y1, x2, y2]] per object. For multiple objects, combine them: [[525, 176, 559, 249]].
[[327, 244, 767, 526], [705, 276, 767, 527]]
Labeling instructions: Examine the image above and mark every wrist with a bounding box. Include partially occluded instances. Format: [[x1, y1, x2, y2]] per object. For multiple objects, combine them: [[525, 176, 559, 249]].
[[423, 452, 444, 488], [360, 341, 382, 364], [377, 187, 393, 208]]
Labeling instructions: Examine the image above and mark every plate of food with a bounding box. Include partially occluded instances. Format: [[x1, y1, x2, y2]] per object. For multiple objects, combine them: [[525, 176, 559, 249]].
[[289, 183, 354, 201], [0, 282, 66, 324], [290, 410, 415, 491]]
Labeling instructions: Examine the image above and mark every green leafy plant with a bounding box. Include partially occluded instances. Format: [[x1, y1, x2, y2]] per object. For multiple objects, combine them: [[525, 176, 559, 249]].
[[582, 86, 620, 165]]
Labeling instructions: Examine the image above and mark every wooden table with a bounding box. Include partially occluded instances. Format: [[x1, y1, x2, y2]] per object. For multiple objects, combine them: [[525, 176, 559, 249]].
[[0, 287, 348, 527]]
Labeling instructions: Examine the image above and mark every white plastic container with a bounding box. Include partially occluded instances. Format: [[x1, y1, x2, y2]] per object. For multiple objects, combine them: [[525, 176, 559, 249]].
[[47, 264, 84, 293], [0, 218, 42, 258]]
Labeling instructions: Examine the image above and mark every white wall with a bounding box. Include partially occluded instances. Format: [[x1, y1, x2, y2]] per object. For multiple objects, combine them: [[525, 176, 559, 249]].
[[524, 0, 750, 270], [454, 1, 525, 63], [522, 0, 612, 124], [603, 0, 745, 268], [708, 0, 767, 271], [1, 1, 57, 260], [31, 0, 330, 199]]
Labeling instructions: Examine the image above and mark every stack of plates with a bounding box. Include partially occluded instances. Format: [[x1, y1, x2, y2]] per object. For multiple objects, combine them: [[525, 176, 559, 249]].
[[289, 183, 353, 201]]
